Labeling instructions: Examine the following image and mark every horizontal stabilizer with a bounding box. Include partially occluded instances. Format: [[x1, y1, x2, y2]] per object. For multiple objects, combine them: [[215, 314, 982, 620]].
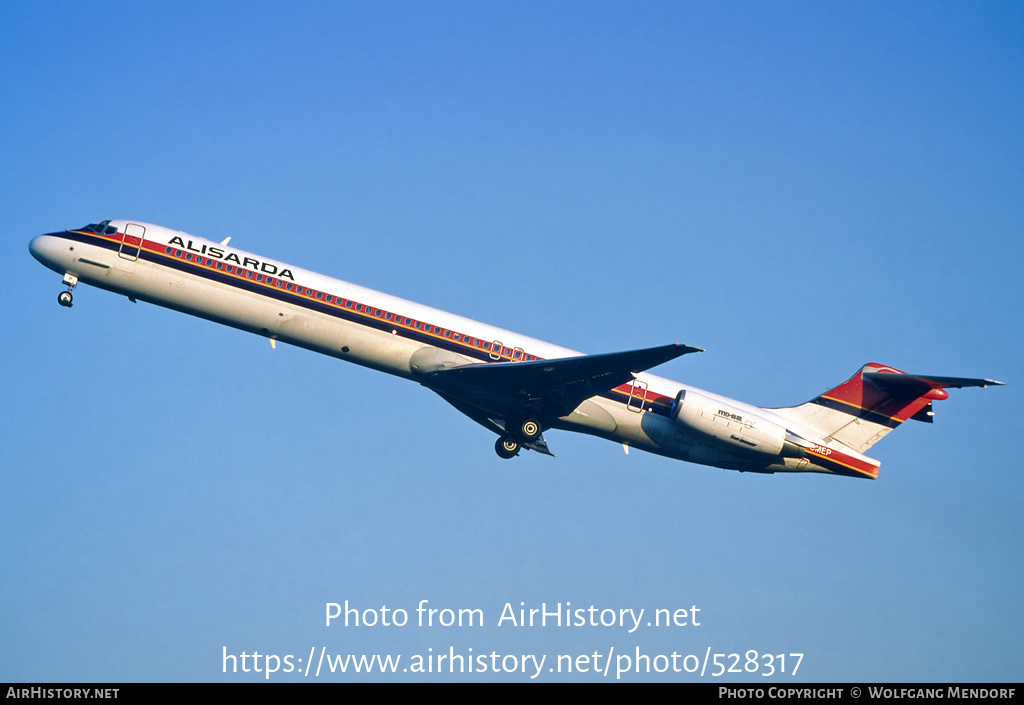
[[864, 372, 1004, 393]]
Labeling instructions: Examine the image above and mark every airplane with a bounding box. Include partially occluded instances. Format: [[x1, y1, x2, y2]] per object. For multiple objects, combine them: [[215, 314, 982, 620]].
[[29, 220, 1003, 479]]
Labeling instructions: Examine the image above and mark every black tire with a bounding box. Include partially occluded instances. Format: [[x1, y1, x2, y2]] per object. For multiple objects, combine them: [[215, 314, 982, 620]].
[[57, 291, 73, 308], [495, 436, 520, 459], [519, 418, 542, 441]]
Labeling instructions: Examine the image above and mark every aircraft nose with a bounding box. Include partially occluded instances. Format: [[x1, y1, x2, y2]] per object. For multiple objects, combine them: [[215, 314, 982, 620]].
[[29, 235, 45, 260], [29, 234, 53, 262], [29, 234, 69, 271]]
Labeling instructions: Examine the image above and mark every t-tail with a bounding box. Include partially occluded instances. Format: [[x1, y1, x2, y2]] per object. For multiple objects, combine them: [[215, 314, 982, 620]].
[[772, 363, 1003, 472]]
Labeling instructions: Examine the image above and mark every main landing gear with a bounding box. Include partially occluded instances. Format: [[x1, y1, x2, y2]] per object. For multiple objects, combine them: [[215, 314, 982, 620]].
[[57, 273, 78, 308], [518, 418, 542, 442], [494, 418, 543, 459], [495, 436, 521, 459]]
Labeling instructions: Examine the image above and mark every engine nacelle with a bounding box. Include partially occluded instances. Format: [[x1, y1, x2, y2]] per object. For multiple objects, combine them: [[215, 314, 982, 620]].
[[670, 389, 804, 459]]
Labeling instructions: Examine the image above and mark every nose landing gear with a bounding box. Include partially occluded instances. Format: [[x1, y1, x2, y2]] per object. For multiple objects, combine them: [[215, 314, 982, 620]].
[[57, 273, 78, 308]]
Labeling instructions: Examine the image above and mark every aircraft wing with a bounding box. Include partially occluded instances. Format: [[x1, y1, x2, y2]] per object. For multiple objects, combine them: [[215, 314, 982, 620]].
[[421, 343, 702, 420]]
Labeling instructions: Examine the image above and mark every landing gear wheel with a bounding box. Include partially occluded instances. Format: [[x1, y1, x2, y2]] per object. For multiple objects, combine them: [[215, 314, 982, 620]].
[[57, 291, 73, 308], [519, 418, 542, 442], [495, 436, 520, 459]]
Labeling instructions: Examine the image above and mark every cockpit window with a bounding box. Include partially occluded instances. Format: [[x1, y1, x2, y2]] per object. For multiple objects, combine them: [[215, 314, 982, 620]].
[[80, 220, 115, 234]]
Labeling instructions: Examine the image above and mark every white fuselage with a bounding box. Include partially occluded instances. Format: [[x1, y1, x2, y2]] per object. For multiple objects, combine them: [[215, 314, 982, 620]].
[[29, 220, 859, 476]]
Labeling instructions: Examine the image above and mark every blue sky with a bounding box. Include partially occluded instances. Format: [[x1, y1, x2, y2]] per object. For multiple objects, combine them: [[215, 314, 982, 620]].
[[3, 0, 1022, 682]]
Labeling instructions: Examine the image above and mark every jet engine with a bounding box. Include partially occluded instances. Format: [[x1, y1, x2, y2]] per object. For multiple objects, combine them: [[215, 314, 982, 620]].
[[670, 389, 805, 459]]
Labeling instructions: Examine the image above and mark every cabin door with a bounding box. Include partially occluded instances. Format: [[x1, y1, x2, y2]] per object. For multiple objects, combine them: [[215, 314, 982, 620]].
[[119, 223, 146, 261], [626, 380, 648, 412]]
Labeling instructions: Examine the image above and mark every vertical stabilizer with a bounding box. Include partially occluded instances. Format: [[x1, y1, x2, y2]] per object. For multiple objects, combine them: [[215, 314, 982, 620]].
[[772, 363, 1002, 454]]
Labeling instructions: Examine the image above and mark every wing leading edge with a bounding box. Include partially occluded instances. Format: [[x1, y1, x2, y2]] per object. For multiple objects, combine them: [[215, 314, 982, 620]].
[[426, 343, 701, 417]]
